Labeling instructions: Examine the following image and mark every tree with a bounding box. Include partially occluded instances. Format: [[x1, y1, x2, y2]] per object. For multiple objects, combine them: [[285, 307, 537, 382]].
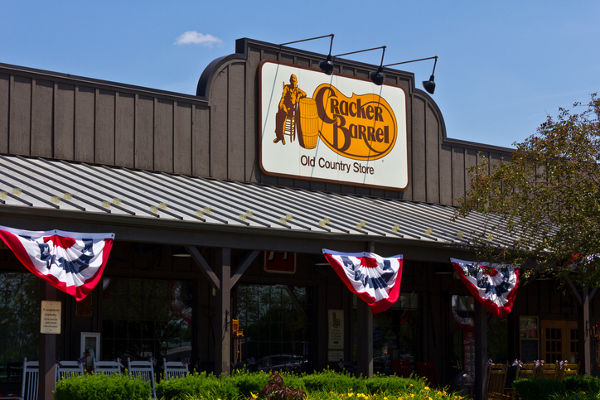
[[455, 94, 600, 287]]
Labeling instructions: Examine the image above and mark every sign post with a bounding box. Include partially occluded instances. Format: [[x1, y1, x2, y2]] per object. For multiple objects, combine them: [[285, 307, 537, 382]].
[[39, 284, 58, 400]]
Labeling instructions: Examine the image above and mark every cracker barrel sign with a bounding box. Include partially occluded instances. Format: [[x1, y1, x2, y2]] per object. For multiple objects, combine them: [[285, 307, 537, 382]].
[[260, 60, 408, 191]]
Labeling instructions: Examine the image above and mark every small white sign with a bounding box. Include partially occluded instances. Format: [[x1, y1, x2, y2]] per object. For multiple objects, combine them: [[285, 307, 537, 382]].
[[328, 309, 344, 349], [40, 300, 61, 334], [328, 350, 345, 363]]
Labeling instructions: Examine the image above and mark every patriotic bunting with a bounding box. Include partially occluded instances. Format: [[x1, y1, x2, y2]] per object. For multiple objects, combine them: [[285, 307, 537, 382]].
[[451, 295, 475, 331], [568, 253, 600, 269], [451, 258, 519, 318], [323, 249, 403, 314], [0, 225, 114, 301]]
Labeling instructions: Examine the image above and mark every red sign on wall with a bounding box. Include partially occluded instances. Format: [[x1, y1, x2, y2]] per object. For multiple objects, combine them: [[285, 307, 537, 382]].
[[264, 251, 296, 274]]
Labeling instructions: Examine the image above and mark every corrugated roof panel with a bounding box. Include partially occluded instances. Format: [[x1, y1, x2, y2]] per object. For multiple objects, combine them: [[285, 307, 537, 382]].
[[0, 155, 517, 247]]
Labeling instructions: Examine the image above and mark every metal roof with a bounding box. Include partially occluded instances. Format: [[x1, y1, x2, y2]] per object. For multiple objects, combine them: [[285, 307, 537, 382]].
[[0, 154, 515, 248]]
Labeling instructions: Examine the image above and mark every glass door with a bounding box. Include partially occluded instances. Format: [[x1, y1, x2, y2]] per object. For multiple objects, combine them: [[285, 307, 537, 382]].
[[541, 320, 578, 363]]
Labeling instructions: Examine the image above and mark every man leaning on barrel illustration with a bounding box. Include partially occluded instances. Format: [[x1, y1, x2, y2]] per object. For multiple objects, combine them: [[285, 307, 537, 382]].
[[274, 74, 307, 145]]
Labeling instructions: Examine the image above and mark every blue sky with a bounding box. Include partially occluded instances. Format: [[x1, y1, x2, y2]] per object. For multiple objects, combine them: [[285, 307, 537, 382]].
[[1, 1, 599, 148]]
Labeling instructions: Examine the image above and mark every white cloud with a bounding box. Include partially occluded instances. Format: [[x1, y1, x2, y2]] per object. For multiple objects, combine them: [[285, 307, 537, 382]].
[[174, 31, 222, 47]]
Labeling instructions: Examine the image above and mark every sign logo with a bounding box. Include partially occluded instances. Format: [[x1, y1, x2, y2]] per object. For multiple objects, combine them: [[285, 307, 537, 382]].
[[313, 84, 397, 161], [260, 61, 408, 191]]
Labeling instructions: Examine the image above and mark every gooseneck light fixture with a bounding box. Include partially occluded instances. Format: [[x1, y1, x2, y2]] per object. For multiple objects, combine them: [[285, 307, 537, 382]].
[[279, 34, 335, 75], [383, 56, 438, 94], [278, 36, 438, 93], [334, 46, 387, 85]]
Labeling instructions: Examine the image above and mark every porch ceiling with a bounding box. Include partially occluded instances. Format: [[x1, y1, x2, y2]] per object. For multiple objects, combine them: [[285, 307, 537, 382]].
[[0, 154, 514, 252]]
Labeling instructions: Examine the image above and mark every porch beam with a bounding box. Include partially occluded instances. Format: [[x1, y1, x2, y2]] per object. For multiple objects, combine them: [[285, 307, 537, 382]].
[[566, 277, 582, 304], [230, 250, 260, 288], [187, 245, 220, 290]]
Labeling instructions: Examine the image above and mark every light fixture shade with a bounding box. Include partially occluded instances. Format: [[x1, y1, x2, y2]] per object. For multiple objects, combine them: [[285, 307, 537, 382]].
[[172, 246, 191, 257], [423, 75, 436, 94], [319, 56, 334, 75], [369, 68, 384, 85]]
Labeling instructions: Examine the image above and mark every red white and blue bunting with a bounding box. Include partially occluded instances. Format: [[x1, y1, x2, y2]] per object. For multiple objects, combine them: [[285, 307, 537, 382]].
[[452, 295, 475, 331], [323, 249, 403, 314], [451, 258, 520, 318], [0, 225, 114, 301], [568, 253, 600, 269]]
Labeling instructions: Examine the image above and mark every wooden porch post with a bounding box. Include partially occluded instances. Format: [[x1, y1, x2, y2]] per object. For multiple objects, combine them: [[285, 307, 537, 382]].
[[39, 282, 56, 400], [583, 287, 591, 375], [215, 247, 231, 375], [188, 246, 258, 375], [357, 242, 375, 378], [566, 278, 596, 375], [474, 301, 487, 400], [356, 301, 373, 377]]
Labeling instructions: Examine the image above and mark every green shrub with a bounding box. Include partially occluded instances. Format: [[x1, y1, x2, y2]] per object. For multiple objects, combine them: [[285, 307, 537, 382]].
[[155, 371, 240, 400], [228, 369, 270, 398], [301, 368, 367, 394], [55, 369, 467, 400], [512, 377, 565, 400], [54, 373, 152, 400], [549, 391, 599, 400], [156, 369, 288, 400], [277, 371, 306, 393], [563, 374, 600, 395], [364, 373, 427, 395]]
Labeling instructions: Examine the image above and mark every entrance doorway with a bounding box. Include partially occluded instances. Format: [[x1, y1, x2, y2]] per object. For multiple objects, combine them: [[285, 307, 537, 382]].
[[541, 320, 578, 363], [235, 284, 315, 373]]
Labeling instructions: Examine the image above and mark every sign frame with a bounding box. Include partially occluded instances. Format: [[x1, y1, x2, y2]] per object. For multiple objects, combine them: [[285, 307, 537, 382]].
[[40, 300, 61, 334], [259, 60, 410, 191], [263, 251, 296, 274], [81, 331, 101, 359], [328, 309, 344, 350]]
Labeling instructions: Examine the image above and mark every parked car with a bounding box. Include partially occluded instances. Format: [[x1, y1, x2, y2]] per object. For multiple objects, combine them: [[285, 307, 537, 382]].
[[257, 354, 305, 372]]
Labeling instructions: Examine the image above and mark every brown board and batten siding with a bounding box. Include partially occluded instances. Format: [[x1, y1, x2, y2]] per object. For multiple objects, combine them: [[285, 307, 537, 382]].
[[1, 38, 513, 206], [198, 38, 514, 205], [0, 63, 211, 177]]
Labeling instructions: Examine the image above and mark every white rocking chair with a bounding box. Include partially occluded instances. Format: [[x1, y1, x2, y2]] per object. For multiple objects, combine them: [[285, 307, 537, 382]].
[[127, 357, 156, 398], [21, 358, 39, 400], [163, 358, 189, 380], [54, 359, 84, 386], [92, 358, 124, 375]]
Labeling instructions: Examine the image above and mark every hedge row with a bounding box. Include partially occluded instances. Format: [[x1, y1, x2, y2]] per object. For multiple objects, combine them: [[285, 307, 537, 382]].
[[513, 375, 600, 400], [54, 369, 468, 400]]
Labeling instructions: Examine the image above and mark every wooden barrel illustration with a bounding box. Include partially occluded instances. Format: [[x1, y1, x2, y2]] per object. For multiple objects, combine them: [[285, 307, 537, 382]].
[[297, 98, 319, 149]]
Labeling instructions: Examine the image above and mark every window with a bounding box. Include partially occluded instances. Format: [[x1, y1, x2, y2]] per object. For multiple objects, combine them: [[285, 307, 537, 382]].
[[235, 284, 315, 372], [451, 295, 508, 374], [371, 292, 419, 374], [101, 277, 193, 361], [0, 272, 40, 383]]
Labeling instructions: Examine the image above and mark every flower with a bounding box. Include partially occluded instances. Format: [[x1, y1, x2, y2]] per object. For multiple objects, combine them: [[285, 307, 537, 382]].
[[251, 393, 258, 399]]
